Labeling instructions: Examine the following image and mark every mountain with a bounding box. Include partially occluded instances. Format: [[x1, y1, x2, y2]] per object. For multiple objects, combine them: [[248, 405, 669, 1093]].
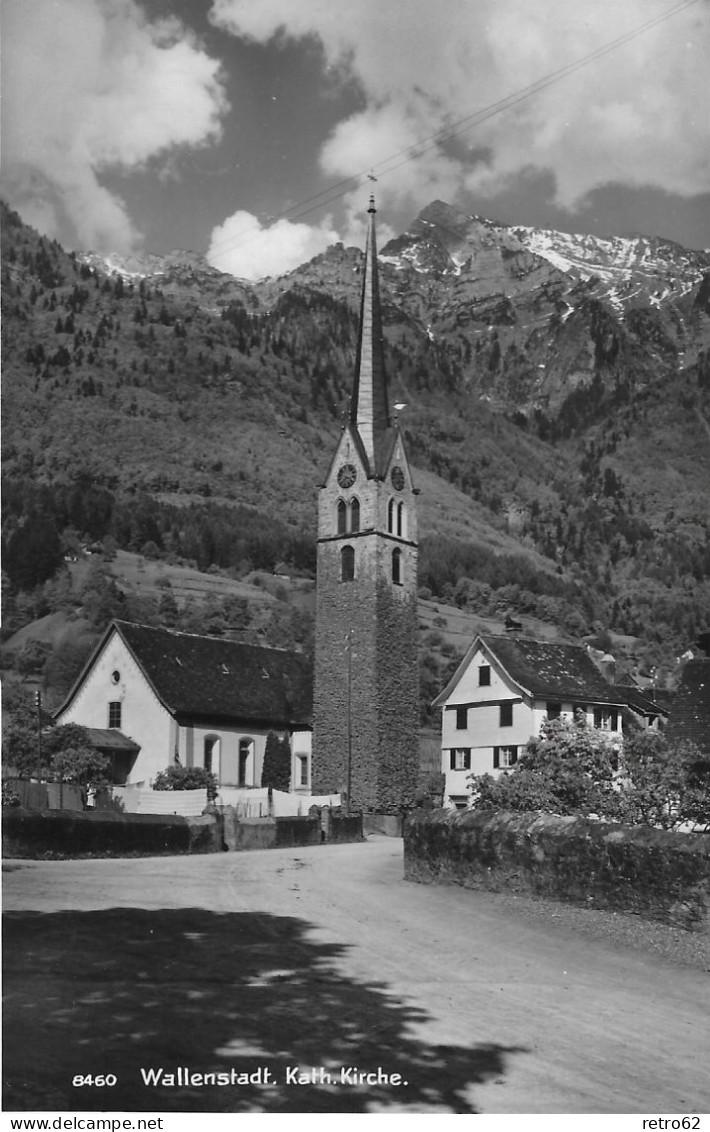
[[2, 199, 709, 686]]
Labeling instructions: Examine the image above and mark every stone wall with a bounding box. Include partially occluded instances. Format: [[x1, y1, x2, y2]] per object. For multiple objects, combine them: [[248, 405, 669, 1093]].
[[404, 809, 710, 932], [2, 808, 220, 858], [3, 807, 365, 857]]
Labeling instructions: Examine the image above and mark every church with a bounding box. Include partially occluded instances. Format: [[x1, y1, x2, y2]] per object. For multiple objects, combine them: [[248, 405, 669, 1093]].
[[311, 196, 421, 813], [55, 198, 421, 814]]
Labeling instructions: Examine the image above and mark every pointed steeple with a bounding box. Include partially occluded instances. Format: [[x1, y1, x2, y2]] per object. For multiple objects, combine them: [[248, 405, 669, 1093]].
[[350, 196, 392, 475]]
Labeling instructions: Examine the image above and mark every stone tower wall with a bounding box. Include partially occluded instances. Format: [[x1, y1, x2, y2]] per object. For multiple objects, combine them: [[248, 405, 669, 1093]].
[[312, 484, 420, 811]]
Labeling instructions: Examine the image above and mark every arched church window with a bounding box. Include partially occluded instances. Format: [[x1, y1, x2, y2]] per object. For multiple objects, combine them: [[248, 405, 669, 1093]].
[[238, 738, 254, 786], [387, 498, 395, 534], [337, 499, 347, 534], [204, 734, 219, 775], [397, 501, 404, 538], [341, 545, 355, 583], [392, 548, 402, 585], [350, 498, 360, 533]]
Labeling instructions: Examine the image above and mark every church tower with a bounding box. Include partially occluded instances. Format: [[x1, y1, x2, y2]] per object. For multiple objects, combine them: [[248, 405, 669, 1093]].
[[312, 197, 420, 813]]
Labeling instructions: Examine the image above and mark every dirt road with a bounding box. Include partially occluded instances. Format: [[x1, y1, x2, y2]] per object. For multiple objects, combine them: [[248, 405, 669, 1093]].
[[3, 837, 709, 1114]]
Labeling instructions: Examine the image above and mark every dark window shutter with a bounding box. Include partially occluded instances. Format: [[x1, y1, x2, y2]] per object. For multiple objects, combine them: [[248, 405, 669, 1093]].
[[449, 750, 456, 770], [493, 747, 500, 769]]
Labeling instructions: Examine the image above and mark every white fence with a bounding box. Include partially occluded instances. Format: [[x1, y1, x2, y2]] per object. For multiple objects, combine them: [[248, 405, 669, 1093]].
[[216, 787, 341, 817], [113, 786, 208, 816], [112, 785, 341, 818]]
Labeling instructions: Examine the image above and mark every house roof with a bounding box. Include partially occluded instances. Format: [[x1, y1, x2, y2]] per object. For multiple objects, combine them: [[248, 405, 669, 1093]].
[[58, 620, 313, 729], [611, 685, 669, 719], [434, 634, 624, 707], [85, 727, 141, 753], [664, 659, 710, 755]]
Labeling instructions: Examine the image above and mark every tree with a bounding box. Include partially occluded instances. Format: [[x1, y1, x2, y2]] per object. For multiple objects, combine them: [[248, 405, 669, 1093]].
[[261, 731, 291, 792], [16, 639, 52, 679], [2, 686, 43, 777], [471, 717, 710, 830], [44, 724, 110, 786], [616, 731, 709, 831], [472, 716, 622, 819], [4, 514, 63, 589], [51, 746, 110, 787], [80, 561, 125, 630]]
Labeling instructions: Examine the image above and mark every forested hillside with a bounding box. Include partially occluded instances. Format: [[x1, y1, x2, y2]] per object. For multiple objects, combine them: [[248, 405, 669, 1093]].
[[2, 200, 709, 706]]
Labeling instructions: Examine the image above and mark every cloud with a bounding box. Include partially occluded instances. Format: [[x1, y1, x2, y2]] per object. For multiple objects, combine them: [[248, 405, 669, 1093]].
[[207, 210, 341, 280], [1, 0, 228, 251], [210, 0, 710, 218]]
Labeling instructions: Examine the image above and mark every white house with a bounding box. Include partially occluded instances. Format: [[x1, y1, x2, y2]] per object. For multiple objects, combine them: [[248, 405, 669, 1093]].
[[433, 634, 626, 808], [54, 620, 313, 792]]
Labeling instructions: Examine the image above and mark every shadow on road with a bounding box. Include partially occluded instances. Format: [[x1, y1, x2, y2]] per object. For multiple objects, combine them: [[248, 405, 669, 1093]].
[[3, 907, 525, 1113]]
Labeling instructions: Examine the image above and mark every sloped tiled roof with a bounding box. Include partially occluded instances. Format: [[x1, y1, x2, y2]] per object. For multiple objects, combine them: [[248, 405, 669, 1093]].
[[611, 685, 669, 719], [664, 660, 710, 755], [115, 621, 313, 727], [58, 621, 313, 728], [480, 635, 623, 704], [85, 727, 141, 753]]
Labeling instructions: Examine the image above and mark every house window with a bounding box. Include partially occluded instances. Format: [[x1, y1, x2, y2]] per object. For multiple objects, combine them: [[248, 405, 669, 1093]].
[[500, 701, 513, 727], [298, 755, 309, 787], [449, 748, 471, 771], [494, 746, 518, 769], [387, 499, 395, 533], [455, 707, 468, 730], [594, 707, 619, 731], [337, 499, 347, 534], [478, 665, 491, 687], [340, 545, 355, 582], [392, 548, 402, 585], [546, 702, 561, 720], [108, 701, 122, 729], [350, 498, 360, 533], [238, 738, 254, 786]]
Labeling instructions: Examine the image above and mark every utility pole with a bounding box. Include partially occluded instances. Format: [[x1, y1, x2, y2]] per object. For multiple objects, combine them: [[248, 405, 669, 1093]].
[[346, 628, 353, 815]]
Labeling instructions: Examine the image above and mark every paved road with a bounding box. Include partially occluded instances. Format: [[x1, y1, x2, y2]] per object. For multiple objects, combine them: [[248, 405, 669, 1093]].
[[3, 837, 709, 1114]]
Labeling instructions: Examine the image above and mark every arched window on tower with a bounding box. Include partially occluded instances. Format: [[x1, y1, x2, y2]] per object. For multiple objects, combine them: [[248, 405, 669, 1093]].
[[392, 548, 402, 586], [397, 501, 404, 537], [341, 545, 355, 582], [350, 498, 360, 533], [387, 498, 395, 534], [337, 499, 347, 534]]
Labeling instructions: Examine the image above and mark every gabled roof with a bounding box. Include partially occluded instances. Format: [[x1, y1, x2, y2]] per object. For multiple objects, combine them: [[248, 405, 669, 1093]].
[[57, 620, 313, 728], [434, 634, 624, 707], [664, 659, 710, 755]]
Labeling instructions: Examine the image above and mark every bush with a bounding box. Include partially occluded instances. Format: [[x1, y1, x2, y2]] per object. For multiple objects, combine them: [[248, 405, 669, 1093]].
[[471, 718, 710, 830], [153, 764, 218, 801], [472, 716, 622, 819], [2, 782, 22, 807]]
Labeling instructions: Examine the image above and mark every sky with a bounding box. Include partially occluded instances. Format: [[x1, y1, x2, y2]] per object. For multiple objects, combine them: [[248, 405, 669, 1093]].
[[1, 0, 709, 281]]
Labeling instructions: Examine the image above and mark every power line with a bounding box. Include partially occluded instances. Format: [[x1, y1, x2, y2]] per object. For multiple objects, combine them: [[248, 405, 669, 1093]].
[[208, 0, 700, 260]]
